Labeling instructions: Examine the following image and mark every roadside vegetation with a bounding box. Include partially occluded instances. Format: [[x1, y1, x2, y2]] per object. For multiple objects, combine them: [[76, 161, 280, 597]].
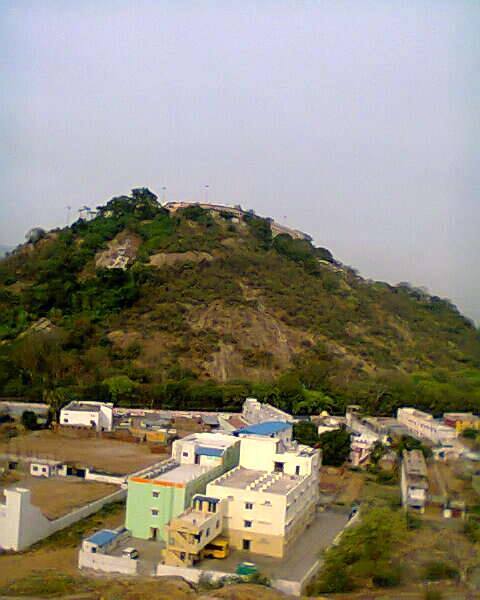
[[309, 502, 480, 597]]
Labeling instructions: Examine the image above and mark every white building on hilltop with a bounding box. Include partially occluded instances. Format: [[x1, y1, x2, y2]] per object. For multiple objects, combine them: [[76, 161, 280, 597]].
[[60, 401, 114, 432]]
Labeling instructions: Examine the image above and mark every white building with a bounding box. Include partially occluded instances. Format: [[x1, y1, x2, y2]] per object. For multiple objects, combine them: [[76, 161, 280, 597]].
[[30, 459, 63, 478], [60, 401, 114, 432], [205, 422, 321, 558], [401, 450, 429, 513], [397, 408, 456, 446], [242, 398, 295, 425], [349, 430, 379, 467], [315, 412, 345, 436]]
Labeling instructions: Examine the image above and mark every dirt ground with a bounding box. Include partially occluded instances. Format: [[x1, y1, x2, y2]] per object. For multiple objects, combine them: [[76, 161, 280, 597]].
[[0, 430, 165, 474], [0, 475, 118, 519], [319, 466, 365, 505]]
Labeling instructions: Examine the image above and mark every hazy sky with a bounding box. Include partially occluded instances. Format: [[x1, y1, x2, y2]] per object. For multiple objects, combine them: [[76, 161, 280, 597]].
[[1, 1, 479, 321]]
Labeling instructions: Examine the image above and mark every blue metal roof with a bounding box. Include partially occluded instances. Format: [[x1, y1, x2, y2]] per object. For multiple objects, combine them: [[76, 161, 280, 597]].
[[233, 421, 292, 437], [194, 494, 221, 504], [86, 529, 118, 547], [196, 446, 224, 457]]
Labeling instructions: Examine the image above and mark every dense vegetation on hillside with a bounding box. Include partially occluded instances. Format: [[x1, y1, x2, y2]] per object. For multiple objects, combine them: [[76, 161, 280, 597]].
[[0, 188, 479, 416]]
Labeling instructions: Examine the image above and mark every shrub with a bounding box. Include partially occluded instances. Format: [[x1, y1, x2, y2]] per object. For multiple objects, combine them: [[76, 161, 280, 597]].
[[21, 410, 38, 430], [406, 511, 422, 530], [376, 469, 398, 485], [462, 428, 479, 440], [371, 562, 402, 587], [423, 561, 459, 582], [464, 517, 480, 543]]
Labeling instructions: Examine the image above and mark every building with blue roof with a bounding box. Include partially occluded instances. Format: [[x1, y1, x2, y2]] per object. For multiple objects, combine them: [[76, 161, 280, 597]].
[[233, 421, 292, 439], [83, 528, 125, 554]]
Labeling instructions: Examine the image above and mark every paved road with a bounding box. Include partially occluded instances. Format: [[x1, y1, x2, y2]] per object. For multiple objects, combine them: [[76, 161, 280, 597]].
[[202, 508, 349, 581]]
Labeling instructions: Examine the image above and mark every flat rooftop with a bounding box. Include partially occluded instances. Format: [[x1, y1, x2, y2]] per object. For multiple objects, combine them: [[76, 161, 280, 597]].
[[182, 432, 238, 450], [215, 467, 262, 490], [404, 450, 428, 478], [154, 464, 211, 484], [267, 473, 302, 495], [212, 467, 303, 496], [63, 401, 112, 412], [173, 506, 215, 527]]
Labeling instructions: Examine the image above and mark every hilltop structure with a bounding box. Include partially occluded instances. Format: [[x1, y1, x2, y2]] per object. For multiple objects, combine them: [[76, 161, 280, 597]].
[[163, 201, 312, 241]]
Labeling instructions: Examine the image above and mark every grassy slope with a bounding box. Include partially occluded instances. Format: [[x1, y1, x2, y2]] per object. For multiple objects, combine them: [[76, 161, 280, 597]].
[[0, 190, 479, 414]]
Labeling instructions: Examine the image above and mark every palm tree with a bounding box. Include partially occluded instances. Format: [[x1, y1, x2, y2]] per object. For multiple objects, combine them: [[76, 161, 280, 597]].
[[42, 386, 67, 424]]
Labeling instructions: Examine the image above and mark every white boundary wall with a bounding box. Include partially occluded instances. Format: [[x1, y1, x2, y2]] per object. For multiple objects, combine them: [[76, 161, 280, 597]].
[[79, 550, 138, 575]]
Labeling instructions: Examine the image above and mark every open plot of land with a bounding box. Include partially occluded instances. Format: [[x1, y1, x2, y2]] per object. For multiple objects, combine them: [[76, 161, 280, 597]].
[[0, 475, 117, 519], [319, 466, 365, 505], [435, 460, 479, 506], [0, 430, 165, 474]]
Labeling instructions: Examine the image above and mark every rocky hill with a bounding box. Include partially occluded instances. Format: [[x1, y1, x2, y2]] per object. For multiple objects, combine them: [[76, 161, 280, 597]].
[[0, 188, 479, 416]]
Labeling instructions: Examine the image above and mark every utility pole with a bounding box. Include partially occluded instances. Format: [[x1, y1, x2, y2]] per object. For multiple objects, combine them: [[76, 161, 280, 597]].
[[204, 184, 210, 203], [161, 186, 167, 204], [66, 206, 72, 226]]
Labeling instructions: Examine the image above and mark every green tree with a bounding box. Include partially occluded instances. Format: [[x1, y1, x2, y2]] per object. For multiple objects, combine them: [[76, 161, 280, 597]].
[[103, 375, 138, 404], [310, 507, 407, 594], [395, 435, 432, 459], [319, 426, 351, 466], [293, 421, 319, 446], [370, 441, 387, 466], [43, 386, 70, 422], [276, 373, 304, 413], [21, 410, 38, 430]]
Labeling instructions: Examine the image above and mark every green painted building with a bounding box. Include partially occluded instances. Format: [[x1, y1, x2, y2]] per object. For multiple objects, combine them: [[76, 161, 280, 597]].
[[125, 433, 240, 541]]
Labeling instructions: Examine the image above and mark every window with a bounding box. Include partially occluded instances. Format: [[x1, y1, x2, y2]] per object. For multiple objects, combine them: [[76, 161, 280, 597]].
[[152, 491, 159, 498], [295, 465, 300, 475], [63, 419, 69, 423], [263, 500, 272, 507], [242, 539, 251, 550], [206, 528, 210, 537], [182, 451, 189, 457], [227, 495, 234, 501], [274, 462, 284, 473], [245, 502, 253, 510], [216, 520, 220, 529], [32, 466, 38, 471], [91, 547, 97, 554], [151, 509, 159, 516], [244, 520, 252, 528]]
